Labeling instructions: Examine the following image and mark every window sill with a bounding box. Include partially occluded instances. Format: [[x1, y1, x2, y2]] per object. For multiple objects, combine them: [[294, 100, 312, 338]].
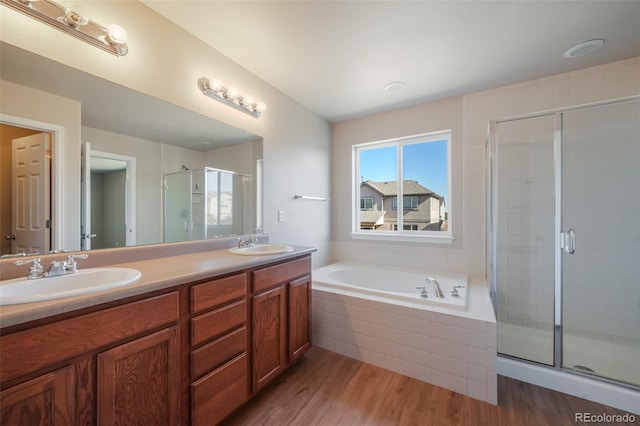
[[350, 232, 455, 245]]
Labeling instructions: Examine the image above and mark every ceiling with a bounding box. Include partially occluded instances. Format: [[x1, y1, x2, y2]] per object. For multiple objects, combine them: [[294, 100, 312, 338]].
[[143, 0, 640, 122]]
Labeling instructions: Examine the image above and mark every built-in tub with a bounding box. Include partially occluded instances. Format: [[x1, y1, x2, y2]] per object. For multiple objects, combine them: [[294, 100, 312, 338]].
[[313, 261, 469, 311], [311, 261, 497, 405]]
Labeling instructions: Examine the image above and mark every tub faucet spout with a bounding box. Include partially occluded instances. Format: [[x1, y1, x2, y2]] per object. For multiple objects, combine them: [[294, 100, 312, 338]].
[[427, 277, 444, 298]]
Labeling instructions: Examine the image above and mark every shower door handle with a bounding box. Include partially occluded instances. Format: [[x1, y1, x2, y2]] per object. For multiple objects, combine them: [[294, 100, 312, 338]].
[[564, 228, 576, 254]]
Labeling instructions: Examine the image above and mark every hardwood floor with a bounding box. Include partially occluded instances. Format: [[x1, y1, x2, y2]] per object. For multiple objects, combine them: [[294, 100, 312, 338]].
[[225, 347, 637, 426]]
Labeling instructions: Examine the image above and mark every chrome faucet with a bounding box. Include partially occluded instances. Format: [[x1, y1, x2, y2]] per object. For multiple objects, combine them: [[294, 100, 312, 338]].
[[14, 254, 89, 279], [237, 235, 257, 248], [427, 277, 444, 299], [47, 260, 67, 277], [416, 286, 429, 298], [65, 254, 89, 273]]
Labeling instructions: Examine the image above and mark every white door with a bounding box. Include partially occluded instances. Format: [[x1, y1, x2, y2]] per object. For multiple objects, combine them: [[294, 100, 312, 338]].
[[11, 133, 50, 254], [80, 142, 95, 250]]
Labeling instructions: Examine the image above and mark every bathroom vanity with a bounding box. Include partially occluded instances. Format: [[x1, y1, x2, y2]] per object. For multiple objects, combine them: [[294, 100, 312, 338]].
[[0, 247, 312, 425]]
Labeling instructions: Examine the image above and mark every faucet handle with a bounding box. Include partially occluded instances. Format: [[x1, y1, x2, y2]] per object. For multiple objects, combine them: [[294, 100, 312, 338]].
[[14, 258, 45, 279], [65, 254, 89, 272]]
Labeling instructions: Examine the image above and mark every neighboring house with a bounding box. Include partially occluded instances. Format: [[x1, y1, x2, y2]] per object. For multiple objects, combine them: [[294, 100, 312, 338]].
[[360, 180, 446, 231], [208, 191, 233, 225]]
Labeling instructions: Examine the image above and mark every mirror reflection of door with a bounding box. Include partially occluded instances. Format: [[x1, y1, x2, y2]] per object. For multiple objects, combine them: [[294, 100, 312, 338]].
[[0, 124, 52, 256], [81, 142, 136, 250]]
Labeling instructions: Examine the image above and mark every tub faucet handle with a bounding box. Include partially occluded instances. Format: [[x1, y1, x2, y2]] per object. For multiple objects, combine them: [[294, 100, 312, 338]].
[[451, 285, 465, 297], [416, 286, 428, 298]]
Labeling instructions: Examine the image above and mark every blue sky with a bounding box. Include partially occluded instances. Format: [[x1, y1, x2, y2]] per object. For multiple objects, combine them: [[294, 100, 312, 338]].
[[359, 139, 448, 202]]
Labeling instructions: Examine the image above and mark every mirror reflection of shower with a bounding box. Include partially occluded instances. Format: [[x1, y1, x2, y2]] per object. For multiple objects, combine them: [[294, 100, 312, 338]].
[[164, 167, 253, 242]]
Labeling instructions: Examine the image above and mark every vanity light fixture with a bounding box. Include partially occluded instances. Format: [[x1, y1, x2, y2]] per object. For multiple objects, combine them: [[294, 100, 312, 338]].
[[0, 0, 128, 56], [198, 77, 266, 118]]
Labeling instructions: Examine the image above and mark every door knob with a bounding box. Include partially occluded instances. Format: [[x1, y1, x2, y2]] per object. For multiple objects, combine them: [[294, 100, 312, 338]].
[[5, 234, 16, 240]]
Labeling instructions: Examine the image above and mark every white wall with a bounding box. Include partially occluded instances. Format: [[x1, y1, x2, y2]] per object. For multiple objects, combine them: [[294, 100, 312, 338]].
[[333, 57, 640, 280], [1, 0, 332, 265]]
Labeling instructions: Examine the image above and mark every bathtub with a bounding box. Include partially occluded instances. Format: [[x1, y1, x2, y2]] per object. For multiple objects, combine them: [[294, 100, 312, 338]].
[[311, 261, 497, 405], [312, 261, 469, 311]]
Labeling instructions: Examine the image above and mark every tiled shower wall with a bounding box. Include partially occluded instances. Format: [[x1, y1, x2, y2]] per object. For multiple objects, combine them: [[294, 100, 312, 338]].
[[494, 117, 555, 332], [474, 57, 640, 334]]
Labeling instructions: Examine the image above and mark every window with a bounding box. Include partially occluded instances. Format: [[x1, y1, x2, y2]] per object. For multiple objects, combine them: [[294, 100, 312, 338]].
[[353, 131, 452, 243], [360, 197, 374, 210], [392, 196, 419, 210]]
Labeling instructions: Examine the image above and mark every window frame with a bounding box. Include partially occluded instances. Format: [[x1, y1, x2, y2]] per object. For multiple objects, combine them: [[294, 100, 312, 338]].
[[351, 130, 453, 244]]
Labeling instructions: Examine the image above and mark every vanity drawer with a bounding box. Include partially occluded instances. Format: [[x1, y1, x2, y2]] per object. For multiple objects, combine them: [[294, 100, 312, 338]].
[[191, 353, 248, 426], [191, 299, 246, 346], [253, 256, 311, 293], [191, 273, 247, 314], [191, 326, 247, 379]]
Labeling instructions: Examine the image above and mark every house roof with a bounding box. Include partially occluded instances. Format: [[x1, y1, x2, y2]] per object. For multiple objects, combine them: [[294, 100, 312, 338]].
[[360, 210, 385, 224], [362, 180, 443, 200]]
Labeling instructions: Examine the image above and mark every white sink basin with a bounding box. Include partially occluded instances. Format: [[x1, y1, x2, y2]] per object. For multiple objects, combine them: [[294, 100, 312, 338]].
[[0, 268, 141, 305], [228, 244, 294, 256]]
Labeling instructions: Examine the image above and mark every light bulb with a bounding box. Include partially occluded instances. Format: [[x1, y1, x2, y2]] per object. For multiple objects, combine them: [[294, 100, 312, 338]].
[[227, 87, 239, 100], [106, 24, 127, 45], [256, 102, 267, 113], [209, 79, 222, 92], [243, 97, 254, 108]]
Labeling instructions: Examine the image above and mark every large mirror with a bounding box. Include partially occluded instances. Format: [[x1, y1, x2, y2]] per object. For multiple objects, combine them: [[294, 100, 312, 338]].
[[0, 42, 263, 256]]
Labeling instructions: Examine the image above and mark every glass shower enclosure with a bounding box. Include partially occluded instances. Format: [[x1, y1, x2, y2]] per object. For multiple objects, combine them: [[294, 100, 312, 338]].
[[164, 167, 253, 242], [489, 98, 640, 388]]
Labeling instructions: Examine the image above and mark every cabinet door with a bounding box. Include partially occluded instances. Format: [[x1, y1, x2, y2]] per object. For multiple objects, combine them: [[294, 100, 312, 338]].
[[97, 327, 180, 426], [289, 274, 312, 363], [0, 365, 74, 425], [252, 285, 287, 392]]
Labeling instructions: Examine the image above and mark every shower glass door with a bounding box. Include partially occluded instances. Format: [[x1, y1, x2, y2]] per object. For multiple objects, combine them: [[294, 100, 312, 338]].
[[493, 114, 556, 366], [164, 171, 192, 243], [561, 99, 640, 386]]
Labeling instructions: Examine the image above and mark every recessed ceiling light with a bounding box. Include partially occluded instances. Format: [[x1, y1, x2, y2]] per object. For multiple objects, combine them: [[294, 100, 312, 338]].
[[563, 39, 604, 58], [384, 81, 406, 93]]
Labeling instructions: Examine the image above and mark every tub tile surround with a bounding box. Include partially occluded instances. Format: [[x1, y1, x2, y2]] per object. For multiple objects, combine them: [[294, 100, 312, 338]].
[[312, 280, 498, 405]]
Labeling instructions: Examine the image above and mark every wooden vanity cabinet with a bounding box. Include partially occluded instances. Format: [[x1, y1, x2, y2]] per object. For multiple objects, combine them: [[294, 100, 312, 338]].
[[0, 253, 312, 425], [252, 256, 312, 393], [0, 365, 75, 425], [0, 292, 181, 426], [288, 274, 312, 363], [189, 272, 249, 426]]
